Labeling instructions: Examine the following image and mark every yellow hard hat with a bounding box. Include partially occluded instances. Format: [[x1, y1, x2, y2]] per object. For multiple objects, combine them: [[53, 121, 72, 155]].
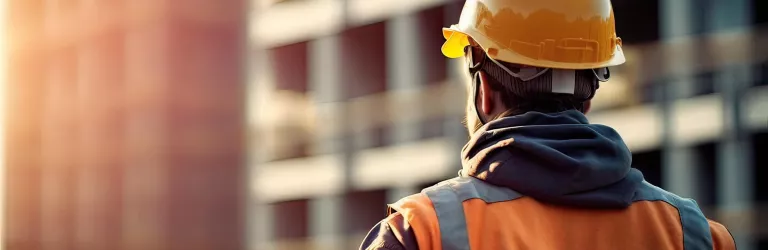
[[442, 0, 625, 69]]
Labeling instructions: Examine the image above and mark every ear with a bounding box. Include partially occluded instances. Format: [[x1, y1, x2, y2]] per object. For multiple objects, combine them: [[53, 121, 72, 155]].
[[583, 100, 592, 114], [478, 72, 495, 116]]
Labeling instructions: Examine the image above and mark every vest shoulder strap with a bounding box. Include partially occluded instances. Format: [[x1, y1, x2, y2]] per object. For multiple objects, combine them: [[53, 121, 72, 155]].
[[421, 177, 523, 250], [387, 193, 442, 250], [633, 181, 714, 250]]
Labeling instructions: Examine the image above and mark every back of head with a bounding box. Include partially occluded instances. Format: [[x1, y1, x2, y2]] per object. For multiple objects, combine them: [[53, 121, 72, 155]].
[[473, 47, 602, 115]]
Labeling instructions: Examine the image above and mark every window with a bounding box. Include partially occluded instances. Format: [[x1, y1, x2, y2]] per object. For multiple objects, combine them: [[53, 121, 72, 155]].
[[756, 61, 768, 87], [638, 80, 663, 104], [271, 42, 309, 93], [612, 0, 660, 44], [691, 71, 716, 97], [632, 150, 662, 187], [752, 132, 768, 248], [341, 22, 388, 99], [343, 190, 387, 235], [272, 200, 309, 240], [420, 117, 446, 140], [753, 132, 768, 204], [755, 0, 768, 25], [341, 22, 389, 149], [418, 6, 447, 85], [695, 143, 717, 210]]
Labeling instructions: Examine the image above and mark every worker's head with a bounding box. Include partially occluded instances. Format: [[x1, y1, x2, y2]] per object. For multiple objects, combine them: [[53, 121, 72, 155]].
[[460, 38, 609, 133], [443, 0, 625, 134]]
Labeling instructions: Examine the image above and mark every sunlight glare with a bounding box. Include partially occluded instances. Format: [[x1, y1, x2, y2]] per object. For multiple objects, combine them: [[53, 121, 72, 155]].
[[0, 0, 7, 248]]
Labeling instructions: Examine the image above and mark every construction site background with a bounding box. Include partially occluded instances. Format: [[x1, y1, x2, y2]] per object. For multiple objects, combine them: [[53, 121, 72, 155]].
[[2, 0, 767, 249]]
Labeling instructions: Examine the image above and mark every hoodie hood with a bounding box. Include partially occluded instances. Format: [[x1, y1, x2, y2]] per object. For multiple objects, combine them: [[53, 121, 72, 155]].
[[461, 110, 644, 208]]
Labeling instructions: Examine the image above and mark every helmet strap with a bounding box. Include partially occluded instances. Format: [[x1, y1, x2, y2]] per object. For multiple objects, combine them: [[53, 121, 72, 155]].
[[471, 71, 487, 126], [465, 46, 488, 126]]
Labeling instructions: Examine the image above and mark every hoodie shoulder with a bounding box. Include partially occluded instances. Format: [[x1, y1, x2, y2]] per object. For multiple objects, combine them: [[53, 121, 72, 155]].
[[359, 212, 418, 250], [361, 192, 438, 250]]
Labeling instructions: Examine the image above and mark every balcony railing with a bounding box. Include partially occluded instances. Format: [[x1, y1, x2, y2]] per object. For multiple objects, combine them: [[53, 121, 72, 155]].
[[250, 25, 768, 163]]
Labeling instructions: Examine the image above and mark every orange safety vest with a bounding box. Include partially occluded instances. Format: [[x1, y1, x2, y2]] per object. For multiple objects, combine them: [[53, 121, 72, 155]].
[[388, 177, 735, 250]]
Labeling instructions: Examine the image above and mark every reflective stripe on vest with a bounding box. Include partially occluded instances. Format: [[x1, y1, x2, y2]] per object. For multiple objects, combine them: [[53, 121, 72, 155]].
[[422, 177, 523, 250], [422, 177, 713, 250], [632, 181, 714, 249]]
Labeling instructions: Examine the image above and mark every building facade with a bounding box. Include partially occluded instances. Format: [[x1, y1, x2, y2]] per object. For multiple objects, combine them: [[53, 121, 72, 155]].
[[2, 0, 767, 250], [250, 0, 768, 249], [5, 0, 248, 249]]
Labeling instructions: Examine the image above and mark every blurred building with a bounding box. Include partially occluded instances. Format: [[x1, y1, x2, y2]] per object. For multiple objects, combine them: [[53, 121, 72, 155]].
[[5, 0, 248, 250], [3, 0, 768, 250], [251, 0, 768, 249]]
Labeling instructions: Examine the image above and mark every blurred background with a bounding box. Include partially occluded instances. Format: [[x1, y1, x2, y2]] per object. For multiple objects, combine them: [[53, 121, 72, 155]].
[[1, 0, 767, 249]]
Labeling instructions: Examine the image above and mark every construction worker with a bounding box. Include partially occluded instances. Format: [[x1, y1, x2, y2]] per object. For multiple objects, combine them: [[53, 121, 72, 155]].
[[359, 0, 737, 249]]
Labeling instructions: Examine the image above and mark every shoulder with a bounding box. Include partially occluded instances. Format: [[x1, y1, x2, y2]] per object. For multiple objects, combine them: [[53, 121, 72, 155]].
[[359, 192, 436, 250], [635, 182, 736, 249], [389, 193, 435, 218], [707, 219, 736, 250], [388, 193, 438, 244], [359, 212, 414, 250]]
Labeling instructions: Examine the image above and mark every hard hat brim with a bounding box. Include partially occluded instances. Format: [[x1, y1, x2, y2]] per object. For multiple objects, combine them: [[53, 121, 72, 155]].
[[441, 27, 626, 69], [441, 27, 470, 59]]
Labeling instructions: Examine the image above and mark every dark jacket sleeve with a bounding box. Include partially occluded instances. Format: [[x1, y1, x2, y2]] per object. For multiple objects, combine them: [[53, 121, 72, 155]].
[[359, 212, 419, 250]]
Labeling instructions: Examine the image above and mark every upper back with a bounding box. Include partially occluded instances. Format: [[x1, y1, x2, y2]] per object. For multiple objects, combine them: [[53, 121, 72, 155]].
[[463, 197, 717, 250], [389, 177, 736, 250]]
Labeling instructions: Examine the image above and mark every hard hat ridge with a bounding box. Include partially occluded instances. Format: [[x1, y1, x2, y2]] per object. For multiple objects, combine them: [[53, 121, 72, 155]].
[[442, 0, 625, 69]]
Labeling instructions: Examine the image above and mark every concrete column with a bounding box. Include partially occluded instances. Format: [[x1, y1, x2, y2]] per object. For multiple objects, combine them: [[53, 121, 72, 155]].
[[308, 35, 345, 250], [309, 35, 342, 104], [659, 0, 701, 201], [659, 0, 698, 98], [253, 204, 275, 250], [250, 40, 276, 250], [250, 44, 279, 162], [387, 13, 423, 144], [309, 196, 343, 250], [661, 144, 701, 199], [717, 126, 754, 250], [243, 2, 255, 249], [707, 0, 752, 32], [309, 35, 344, 155], [709, 0, 755, 248]]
